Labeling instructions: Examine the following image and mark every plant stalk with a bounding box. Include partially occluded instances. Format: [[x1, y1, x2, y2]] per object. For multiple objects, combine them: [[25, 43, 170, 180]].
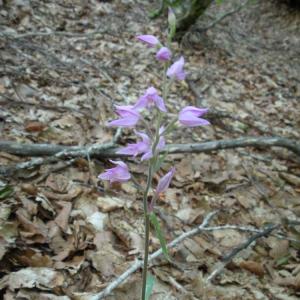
[[141, 163, 153, 300]]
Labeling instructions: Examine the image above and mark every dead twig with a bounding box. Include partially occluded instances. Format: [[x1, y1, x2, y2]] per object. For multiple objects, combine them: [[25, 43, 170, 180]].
[[206, 224, 279, 282], [0, 136, 299, 158], [86, 211, 218, 300], [0, 136, 299, 176], [198, 0, 251, 33]]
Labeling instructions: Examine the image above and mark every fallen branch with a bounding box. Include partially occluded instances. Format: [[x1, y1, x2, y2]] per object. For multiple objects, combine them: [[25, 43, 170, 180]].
[[0, 128, 122, 176], [0, 136, 299, 158], [78, 213, 292, 299], [1, 136, 299, 175], [86, 211, 218, 300]]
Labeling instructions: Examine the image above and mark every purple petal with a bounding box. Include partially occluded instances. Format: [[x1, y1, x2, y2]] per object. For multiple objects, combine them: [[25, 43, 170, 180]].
[[136, 35, 159, 47], [107, 116, 139, 128], [135, 131, 151, 145], [167, 56, 186, 80], [179, 115, 210, 127], [146, 86, 158, 98], [115, 105, 140, 118], [180, 106, 209, 117], [178, 106, 210, 127], [141, 150, 153, 161], [156, 167, 175, 195], [109, 160, 128, 168], [154, 96, 167, 112], [116, 144, 141, 156], [133, 96, 147, 110], [156, 47, 172, 61], [98, 160, 131, 183]]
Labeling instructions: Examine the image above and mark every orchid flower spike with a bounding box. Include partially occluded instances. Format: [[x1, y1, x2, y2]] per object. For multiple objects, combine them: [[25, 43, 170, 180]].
[[98, 160, 131, 183], [155, 167, 175, 196], [167, 56, 186, 80], [107, 105, 140, 128], [136, 35, 160, 47], [178, 106, 210, 127], [134, 87, 167, 112]]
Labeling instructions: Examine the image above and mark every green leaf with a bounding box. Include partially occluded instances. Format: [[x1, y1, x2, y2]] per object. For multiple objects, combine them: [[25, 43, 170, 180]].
[[145, 273, 155, 300], [153, 154, 167, 173], [0, 185, 14, 200], [149, 212, 170, 260], [275, 254, 291, 267]]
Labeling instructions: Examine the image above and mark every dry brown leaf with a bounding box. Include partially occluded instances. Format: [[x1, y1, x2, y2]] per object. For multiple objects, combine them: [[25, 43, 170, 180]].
[[269, 240, 290, 260], [21, 183, 38, 196], [43, 186, 82, 201], [96, 195, 125, 212], [175, 207, 204, 224], [16, 290, 70, 300], [239, 260, 265, 276], [0, 267, 64, 291], [54, 201, 72, 232], [25, 121, 46, 132], [46, 174, 69, 194], [16, 208, 48, 243], [86, 244, 124, 278]]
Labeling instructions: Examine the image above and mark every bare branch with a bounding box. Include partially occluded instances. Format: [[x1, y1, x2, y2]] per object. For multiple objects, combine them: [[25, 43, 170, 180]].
[[0, 136, 299, 158], [206, 224, 279, 282], [87, 211, 218, 300], [0, 136, 299, 175]]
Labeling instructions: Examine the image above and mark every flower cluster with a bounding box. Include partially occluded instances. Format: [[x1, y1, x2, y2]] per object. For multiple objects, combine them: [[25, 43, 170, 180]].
[[98, 34, 210, 193]]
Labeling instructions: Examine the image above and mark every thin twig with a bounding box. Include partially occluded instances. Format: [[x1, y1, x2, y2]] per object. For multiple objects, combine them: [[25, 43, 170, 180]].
[[198, 0, 251, 32], [89, 211, 218, 300], [202, 224, 300, 244], [206, 224, 279, 282]]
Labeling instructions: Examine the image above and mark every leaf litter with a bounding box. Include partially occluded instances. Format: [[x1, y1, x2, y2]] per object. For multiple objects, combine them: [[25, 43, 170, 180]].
[[0, 0, 300, 299]]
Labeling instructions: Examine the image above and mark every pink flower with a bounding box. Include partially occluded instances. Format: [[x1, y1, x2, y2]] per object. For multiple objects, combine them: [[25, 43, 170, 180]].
[[156, 47, 172, 61], [178, 106, 210, 127], [98, 160, 131, 183], [107, 105, 140, 128], [167, 56, 186, 80], [136, 35, 159, 47], [116, 131, 152, 161], [134, 87, 167, 112], [155, 167, 175, 195]]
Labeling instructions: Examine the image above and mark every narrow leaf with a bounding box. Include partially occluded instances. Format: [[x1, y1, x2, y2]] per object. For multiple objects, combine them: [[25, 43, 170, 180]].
[[145, 273, 155, 300], [153, 154, 167, 173], [149, 212, 169, 260], [0, 185, 14, 200]]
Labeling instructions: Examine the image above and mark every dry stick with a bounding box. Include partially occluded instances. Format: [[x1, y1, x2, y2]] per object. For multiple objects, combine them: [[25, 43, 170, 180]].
[[0, 129, 122, 176], [205, 224, 280, 282], [0, 136, 299, 175], [83, 218, 297, 300], [91, 211, 218, 300], [201, 224, 300, 244], [0, 137, 299, 157]]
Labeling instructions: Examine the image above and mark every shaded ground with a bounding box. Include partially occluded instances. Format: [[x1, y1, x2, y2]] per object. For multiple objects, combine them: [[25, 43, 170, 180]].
[[0, 0, 300, 299]]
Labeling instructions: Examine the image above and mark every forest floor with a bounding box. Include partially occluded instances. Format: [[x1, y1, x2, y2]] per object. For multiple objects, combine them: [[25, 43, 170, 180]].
[[0, 0, 300, 299]]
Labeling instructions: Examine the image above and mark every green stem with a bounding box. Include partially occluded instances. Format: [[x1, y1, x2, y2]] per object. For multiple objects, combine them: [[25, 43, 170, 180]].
[[141, 163, 153, 300], [141, 214, 150, 300], [141, 47, 173, 300]]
